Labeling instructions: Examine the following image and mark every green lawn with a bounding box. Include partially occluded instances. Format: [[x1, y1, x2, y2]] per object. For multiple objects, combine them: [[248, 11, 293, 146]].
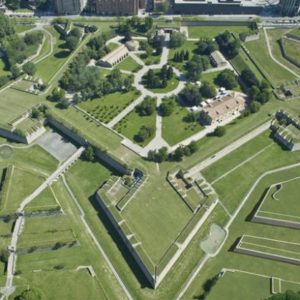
[[188, 26, 249, 39], [203, 131, 300, 214], [283, 38, 300, 63], [258, 177, 300, 221], [78, 90, 140, 124], [139, 53, 161, 65], [114, 99, 156, 147], [122, 172, 192, 264], [14, 24, 35, 34], [0, 87, 40, 128], [35, 26, 71, 83], [245, 30, 296, 85], [116, 56, 142, 73], [206, 271, 271, 300], [162, 99, 203, 146], [267, 28, 300, 78]]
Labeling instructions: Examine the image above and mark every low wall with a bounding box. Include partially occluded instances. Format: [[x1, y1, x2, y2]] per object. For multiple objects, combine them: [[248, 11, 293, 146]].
[[0, 128, 27, 144], [47, 117, 131, 175], [252, 215, 300, 229], [96, 192, 156, 287], [235, 247, 300, 266], [181, 20, 255, 27], [286, 33, 300, 41], [279, 38, 300, 68]]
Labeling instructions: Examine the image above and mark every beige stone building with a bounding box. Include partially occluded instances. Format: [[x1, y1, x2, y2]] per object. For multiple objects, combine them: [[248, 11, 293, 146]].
[[95, 0, 144, 15], [203, 92, 246, 124], [54, 0, 86, 14], [98, 45, 129, 68]]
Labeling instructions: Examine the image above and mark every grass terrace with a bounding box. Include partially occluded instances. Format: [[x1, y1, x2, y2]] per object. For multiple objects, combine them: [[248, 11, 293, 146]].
[[139, 52, 161, 66], [78, 90, 140, 124], [0, 87, 40, 129], [245, 30, 296, 85], [162, 99, 203, 146], [188, 25, 249, 39]]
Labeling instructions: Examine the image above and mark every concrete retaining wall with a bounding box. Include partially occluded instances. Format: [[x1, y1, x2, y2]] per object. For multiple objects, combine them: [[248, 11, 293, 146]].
[[96, 193, 156, 287], [181, 20, 254, 27], [252, 215, 300, 229], [0, 128, 27, 144]]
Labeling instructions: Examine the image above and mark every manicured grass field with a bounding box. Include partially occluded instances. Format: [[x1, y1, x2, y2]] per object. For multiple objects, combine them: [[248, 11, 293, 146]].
[[139, 53, 161, 65], [188, 26, 249, 39], [258, 177, 300, 222], [3, 167, 45, 212], [245, 30, 296, 85], [162, 99, 203, 146], [283, 38, 300, 63], [266, 28, 300, 77], [25, 186, 60, 212], [116, 56, 142, 73], [206, 271, 271, 300], [114, 100, 156, 147], [122, 172, 192, 263], [14, 24, 35, 34], [35, 26, 71, 83], [0, 88, 40, 128], [78, 90, 140, 124]]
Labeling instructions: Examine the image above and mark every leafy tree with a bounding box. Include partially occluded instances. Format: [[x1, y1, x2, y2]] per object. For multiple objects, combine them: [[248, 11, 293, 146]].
[[136, 96, 156, 116], [22, 62, 36, 76], [24, 31, 43, 45], [213, 126, 226, 137], [173, 146, 185, 161], [200, 81, 217, 99], [241, 69, 259, 87], [0, 75, 9, 87], [216, 31, 240, 59], [181, 84, 202, 106], [6, 0, 21, 10], [188, 141, 198, 154], [66, 36, 80, 52], [135, 126, 154, 143], [49, 87, 65, 102], [57, 98, 69, 109], [69, 27, 81, 39], [197, 39, 218, 55], [199, 110, 212, 126], [249, 101, 261, 113], [11, 65, 20, 79], [216, 69, 238, 90], [170, 31, 186, 49], [167, 66, 174, 80], [82, 146, 95, 162], [160, 97, 175, 116], [186, 55, 203, 82]]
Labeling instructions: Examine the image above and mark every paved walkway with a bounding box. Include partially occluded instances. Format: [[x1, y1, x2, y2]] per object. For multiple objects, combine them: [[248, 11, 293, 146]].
[[186, 120, 271, 176]]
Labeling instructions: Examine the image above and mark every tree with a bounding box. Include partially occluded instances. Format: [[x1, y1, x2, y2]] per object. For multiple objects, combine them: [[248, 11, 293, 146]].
[[66, 36, 80, 51], [188, 141, 198, 154], [49, 87, 65, 102], [22, 62, 36, 76], [213, 126, 226, 137], [24, 31, 43, 46], [82, 146, 95, 162], [241, 69, 259, 87], [250, 101, 261, 113], [173, 146, 185, 161], [186, 55, 203, 82], [135, 126, 154, 143], [160, 98, 175, 116], [167, 66, 173, 80], [199, 110, 212, 126], [6, 0, 21, 10], [170, 32, 186, 49], [11, 65, 20, 79], [144, 17, 153, 31], [200, 81, 217, 99], [216, 69, 238, 90], [16, 288, 43, 300], [155, 147, 168, 163], [181, 84, 202, 106], [216, 31, 240, 59], [69, 27, 81, 39], [136, 96, 156, 116], [197, 39, 218, 55]]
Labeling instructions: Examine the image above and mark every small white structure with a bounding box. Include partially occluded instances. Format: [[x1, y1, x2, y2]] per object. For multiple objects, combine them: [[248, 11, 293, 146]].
[[98, 44, 129, 68], [126, 40, 139, 51]]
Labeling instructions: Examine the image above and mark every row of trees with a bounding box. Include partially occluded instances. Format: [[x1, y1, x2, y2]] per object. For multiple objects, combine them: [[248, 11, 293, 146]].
[[173, 50, 190, 63], [147, 141, 199, 163], [65, 27, 82, 52], [216, 31, 241, 59], [185, 55, 210, 82], [196, 39, 218, 56]]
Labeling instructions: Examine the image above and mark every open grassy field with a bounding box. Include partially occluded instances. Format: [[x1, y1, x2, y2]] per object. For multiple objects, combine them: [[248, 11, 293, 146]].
[[139, 53, 161, 65], [203, 131, 300, 214], [206, 271, 272, 300], [78, 90, 140, 124], [35, 26, 71, 83], [114, 100, 157, 147], [257, 176, 300, 223], [122, 173, 192, 263], [0, 87, 40, 128], [117, 56, 142, 73], [162, 99, 203, 146], [188, 26, 249, 39], [185, 163, 300, 299], [266, 28, 300, 77], [282, 38, 300, 62], [245, 30, 296, 85]]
